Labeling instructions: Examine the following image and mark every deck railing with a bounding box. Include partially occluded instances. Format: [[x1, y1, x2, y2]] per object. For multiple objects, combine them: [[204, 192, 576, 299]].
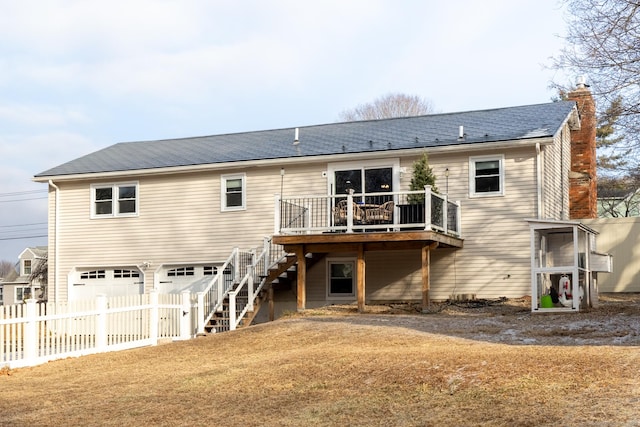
[[275, 186, 461, 237]]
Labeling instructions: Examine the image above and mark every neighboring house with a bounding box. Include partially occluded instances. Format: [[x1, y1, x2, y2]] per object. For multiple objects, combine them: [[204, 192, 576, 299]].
[[33, 83, 600, 315], [598, 185, 640, 218], [0, 247, 47, 305]]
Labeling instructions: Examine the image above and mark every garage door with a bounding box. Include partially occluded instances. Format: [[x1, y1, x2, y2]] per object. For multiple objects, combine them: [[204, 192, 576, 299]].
[[158, 265, 231, 294], [72, 268, 144, 300]]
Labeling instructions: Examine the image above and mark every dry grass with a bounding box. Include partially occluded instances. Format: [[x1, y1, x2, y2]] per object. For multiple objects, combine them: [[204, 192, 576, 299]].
[[1, 295, 639, 426]]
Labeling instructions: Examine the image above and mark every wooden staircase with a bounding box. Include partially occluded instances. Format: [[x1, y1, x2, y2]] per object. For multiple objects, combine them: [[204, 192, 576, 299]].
[[204, 251, 326, 333]]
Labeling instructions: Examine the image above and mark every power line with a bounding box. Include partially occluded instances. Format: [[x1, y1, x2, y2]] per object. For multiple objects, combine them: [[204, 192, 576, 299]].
[[0, 235, 47, 241], [0, 196, 48, 203], [0, 189, 47, 197], [0, 222, 47, 228]]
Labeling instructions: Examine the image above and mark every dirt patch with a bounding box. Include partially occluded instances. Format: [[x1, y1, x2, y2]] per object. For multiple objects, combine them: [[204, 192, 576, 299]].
[[290, 293, 640, 346]]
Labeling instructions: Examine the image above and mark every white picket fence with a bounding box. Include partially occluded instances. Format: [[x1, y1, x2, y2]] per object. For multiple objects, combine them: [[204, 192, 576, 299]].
[[0, 291, 194, 369]]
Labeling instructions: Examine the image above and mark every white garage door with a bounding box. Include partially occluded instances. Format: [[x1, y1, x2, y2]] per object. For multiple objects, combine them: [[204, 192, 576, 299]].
[[158, 265, 230, 294], [72, 268, 144, 300]]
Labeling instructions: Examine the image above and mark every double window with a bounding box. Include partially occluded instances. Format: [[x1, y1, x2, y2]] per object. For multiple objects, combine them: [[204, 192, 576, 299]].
[[469, 155, 504, 197], [221, 174, 246, 211], [92, 182, 138, 218]]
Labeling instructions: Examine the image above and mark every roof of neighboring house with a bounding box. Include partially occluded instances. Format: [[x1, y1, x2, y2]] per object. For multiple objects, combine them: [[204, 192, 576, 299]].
[[19, 246, 48, 259], [35, 101, 578, 178]]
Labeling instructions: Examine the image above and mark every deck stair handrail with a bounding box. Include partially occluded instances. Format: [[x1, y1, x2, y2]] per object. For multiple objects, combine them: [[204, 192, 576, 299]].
[[276, 187, 461, 237], [197, 236, 288, 333]]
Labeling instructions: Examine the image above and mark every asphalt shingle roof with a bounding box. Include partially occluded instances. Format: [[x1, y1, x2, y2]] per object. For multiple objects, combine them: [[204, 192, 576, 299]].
[[35, 101, 577, 178]]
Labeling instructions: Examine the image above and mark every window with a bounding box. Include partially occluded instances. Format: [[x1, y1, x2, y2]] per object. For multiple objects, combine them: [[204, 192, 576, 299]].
[[203, 266, 216, 275], [334, 167, 393, 204], [0, 287, 3, 305], [81, 270, 106, 279], [167, 267, 195, 277], [16, 287, 32, 301], [327, 259, 355, 298], [469, 155, 504, 197], [114, 269, 140, 278], [221, 174, 246, 211], [23, 259, 32, 275], [92, 183, 138, 217]]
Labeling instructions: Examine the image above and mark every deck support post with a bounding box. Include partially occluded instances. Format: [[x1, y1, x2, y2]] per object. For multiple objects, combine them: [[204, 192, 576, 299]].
[[356, 244, 366, 313], [296, 245, 306, 311], [268, 286, 275, 322], [421, 242, 438, 312]]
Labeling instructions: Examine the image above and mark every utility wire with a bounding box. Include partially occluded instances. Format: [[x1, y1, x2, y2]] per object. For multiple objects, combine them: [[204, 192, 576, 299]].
[[0, 189, 47, 197], [0, 196, 48, 203], [0, 235, 47, 241]]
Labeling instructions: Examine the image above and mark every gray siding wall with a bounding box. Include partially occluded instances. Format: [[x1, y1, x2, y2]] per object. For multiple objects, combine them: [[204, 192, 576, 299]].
[[541, 129, 570, 220], [582, 217, 640, 292]]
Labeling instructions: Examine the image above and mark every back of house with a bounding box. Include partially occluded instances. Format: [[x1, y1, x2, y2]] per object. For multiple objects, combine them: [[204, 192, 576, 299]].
[[33, 84, 598, 314]]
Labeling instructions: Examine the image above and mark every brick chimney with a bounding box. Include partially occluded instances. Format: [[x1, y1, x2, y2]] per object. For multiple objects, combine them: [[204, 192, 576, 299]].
[[567, 77, 598, 219]]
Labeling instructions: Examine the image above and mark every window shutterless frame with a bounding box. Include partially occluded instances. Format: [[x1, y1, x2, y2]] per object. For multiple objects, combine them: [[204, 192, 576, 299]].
[[91, 182, 139, 218], [469, 155, 505, 197], [221, 173, 246, 211]]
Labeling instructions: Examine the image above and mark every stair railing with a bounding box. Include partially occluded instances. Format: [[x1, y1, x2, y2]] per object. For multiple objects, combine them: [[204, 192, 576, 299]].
[[228, 236, 288, 331], [195, 248, 239, 335]]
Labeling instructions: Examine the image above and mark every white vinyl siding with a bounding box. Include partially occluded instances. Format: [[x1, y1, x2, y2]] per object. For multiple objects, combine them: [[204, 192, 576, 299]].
[[541, 130, 570, 220], [50, 165, 327, 301]]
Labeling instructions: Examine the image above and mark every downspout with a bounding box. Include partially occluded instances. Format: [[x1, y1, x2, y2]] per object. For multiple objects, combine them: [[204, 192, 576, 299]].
[[48, 180, 60, 303], [536, 143, 543, 219]]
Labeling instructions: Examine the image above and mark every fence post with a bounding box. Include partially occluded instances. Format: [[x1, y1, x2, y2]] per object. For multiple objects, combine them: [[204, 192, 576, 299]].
[[443, 194, 448, 233], [247, 264, 255, 312], [180, 291, 191, 340], [196, 291, 205, 335], [234, 247, 240, 284], [263, 237, 270, 276], [456, 201, 462, 237], [424, 185, 432, 231], [346, 189, 354, 233], [274, 194, 281, 234], [149, 290, 158, 345], [24, 299, 37, 363], [229, 291, 237, 331], [96, 294, 107, 351]]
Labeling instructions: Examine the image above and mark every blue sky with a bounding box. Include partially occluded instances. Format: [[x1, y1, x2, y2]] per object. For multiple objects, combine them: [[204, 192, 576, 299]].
[[0, 0, 569, 262]]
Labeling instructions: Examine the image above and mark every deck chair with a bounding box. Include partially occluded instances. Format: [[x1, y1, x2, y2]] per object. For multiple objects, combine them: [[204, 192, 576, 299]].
[[333, 200, 364, 225], [365, 201, 394, 224]]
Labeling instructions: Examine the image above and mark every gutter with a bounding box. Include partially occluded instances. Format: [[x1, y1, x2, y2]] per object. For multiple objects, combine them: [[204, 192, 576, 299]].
[[48, 180, 60, 303], [536, 143, 543, 219]]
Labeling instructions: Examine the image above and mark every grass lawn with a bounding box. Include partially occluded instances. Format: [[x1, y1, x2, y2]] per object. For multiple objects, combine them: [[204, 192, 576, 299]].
[[1, 302, 639, 426]]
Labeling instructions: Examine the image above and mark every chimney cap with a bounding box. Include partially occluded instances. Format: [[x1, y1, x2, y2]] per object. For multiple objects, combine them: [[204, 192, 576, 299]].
[[576, 75, 590, 89]]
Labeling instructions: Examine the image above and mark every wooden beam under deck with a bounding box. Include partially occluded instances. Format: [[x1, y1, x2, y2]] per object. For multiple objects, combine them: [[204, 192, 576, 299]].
[[273, 230, 463, 252], [274, 231, 463, 313]]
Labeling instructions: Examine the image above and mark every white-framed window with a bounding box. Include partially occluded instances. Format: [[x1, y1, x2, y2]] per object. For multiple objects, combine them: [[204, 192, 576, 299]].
[[327, 258, 356, 299], [23, 259, 32, 275], [0, 286, 4, 305], [469, 155, 504, 197], [16, 286, 34, 302], [91, 182, 139, 218], [221, 174, 246, 211]]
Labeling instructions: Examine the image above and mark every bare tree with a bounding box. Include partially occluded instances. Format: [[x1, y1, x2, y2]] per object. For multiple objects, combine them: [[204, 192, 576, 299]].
[[0, 260, 16, 279], [552, 0, 640, 169], [28, 254, 48, 302], [338, 93, 435, 122]]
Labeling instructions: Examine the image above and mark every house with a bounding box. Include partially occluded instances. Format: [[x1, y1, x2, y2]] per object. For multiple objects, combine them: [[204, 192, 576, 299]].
[[0, 246, 47, 305], [597, 183, 640, 217], [33, 82, 601, 317]]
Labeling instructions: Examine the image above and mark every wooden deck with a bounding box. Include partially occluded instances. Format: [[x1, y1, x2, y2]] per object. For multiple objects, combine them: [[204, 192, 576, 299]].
[[272, 230, 464, 313]]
